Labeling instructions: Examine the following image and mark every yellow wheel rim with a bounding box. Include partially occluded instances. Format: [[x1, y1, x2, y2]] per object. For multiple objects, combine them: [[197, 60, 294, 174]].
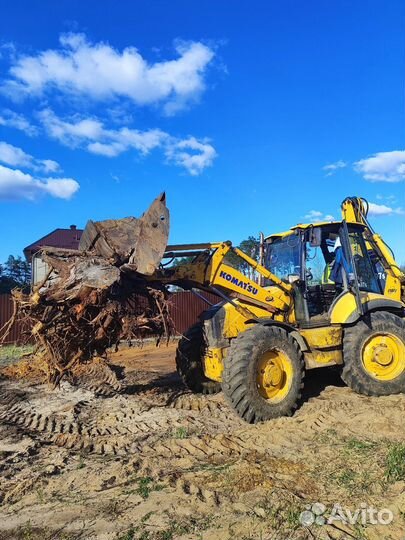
[[362, 333, 405, 381], [256, 349, 293, 402]]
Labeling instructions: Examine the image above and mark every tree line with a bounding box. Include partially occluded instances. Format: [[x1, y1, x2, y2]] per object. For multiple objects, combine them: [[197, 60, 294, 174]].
[[0, 255, 31, 294], [172, 236, 261, 278]]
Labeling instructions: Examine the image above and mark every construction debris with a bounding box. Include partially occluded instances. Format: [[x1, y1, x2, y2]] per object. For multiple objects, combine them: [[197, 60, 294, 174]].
[[1, 194, 172, 387]]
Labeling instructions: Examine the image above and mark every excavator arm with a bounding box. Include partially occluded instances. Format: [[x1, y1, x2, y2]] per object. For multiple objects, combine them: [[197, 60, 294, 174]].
[[152, 241, 292, 320], [341, 197, 405, 301]]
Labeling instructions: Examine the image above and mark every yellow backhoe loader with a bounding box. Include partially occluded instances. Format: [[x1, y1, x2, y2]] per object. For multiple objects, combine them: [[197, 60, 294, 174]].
[[148, 196, 405, 423]]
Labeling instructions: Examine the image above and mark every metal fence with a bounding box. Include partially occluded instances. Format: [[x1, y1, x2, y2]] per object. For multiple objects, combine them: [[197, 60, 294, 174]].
[[169, 291, 219, 334], [0, 291, 220, 345], [0, 294, 32, 345]]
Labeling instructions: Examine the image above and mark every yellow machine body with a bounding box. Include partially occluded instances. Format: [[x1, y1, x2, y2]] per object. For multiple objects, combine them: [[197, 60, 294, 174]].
[[154, 196, 405, 386], [201, 289, 405, 382]]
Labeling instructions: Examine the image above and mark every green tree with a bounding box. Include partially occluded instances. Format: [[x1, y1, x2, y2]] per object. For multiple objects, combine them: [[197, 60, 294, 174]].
[[0, 255, 31, 293], [225, 236, 261, 279], [171, 256, 194, 267], [168, 237, 261, 280]]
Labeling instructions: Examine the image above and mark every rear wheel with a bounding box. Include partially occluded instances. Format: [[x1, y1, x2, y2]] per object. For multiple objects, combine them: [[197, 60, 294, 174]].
[[222, 325, 304, 423], [176, 323, 221, 395], [342, 311, 405, 396]]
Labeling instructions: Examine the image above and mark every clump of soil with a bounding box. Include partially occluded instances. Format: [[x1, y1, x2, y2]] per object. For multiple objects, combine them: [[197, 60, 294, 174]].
[[0, 194, 172, 387], [0, 354, 47, 383]]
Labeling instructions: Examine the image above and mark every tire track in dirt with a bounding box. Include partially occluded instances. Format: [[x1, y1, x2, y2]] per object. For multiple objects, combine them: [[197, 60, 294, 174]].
[[0, 383, 244, 459], [3, 344, 405, 540], [2, 381, 403, 462], [294, 387, 405, 439]]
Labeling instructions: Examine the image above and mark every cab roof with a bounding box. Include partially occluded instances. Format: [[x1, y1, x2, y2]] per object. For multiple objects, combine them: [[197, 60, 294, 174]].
[[265, 220, 342, 241]]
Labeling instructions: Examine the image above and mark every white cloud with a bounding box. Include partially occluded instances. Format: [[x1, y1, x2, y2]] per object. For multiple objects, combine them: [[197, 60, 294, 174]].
[[42, 177, 79, 199], [39, 108, 167, 154], [305, 210, 322, 219], [368, 202, 404, 217], [376, 193, 396, 202], [4, 33, 215, 114], [87, 141, 126, 158], [40, 159, 60, 173], [354, 150, 405, 182], [304, 210, 335, 222], [164, 137, 217, 176], [0, 164, 79, 200], [0, 141, 33, 168], [0, 141, 61, 173], [39, 109, 216, 175], [0, 109, 38, 136], [38, 109, 104, 145], [322, 160, 347, 176]]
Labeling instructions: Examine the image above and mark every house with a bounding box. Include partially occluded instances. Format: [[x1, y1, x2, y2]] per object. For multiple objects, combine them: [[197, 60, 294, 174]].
[[24, 225, 83, 285]]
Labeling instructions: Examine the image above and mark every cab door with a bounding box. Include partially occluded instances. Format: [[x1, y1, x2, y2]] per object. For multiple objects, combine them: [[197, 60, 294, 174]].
[[340, 221, 383, 316]]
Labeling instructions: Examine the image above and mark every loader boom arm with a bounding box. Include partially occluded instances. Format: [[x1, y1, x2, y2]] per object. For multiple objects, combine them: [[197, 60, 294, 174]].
[[341, 197, 405, 300], [153, 241, 292, 320]]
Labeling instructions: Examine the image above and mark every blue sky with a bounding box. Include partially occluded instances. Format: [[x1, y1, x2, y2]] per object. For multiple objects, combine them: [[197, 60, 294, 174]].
[[0, 0, 404, 264]]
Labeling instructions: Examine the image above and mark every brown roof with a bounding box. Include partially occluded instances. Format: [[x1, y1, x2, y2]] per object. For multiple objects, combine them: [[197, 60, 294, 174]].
[[24, 225, 83, 260]]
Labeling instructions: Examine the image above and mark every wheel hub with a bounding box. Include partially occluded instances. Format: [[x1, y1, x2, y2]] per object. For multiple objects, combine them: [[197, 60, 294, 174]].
[[262, 362, 283, 387], [372, 344, 393, 366], [257, 349, 292, 402], [362, 333, 405, 381]]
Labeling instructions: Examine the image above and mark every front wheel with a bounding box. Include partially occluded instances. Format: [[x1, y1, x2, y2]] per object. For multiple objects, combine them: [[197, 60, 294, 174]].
[[222, 325, 305, 423], [342, 311, 405, 396]]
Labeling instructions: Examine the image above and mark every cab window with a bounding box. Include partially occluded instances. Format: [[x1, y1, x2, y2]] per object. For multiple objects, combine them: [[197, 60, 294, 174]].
[[346, 228, 382, 294], [306, 243, 328, 285], [265, 234, 301, 282]]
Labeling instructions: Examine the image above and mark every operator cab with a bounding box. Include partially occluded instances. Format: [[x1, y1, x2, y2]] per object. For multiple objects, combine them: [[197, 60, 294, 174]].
[[264, 222, 383, 326]]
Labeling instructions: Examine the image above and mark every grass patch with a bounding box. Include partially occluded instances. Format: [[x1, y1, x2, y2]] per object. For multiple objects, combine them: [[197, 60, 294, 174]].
[[135, 477, 165, 499], [116, 526, 137, 540], [4, 521, 81, 540], [385, 443, 405, 482], [35, 487, 45, 504], [155, 514, 214, 540], [329, 465, 377, 496], [172, 426, 188, 439], [316, 428, 338, 444], [269, 503, 300, 528], [333, 468, 357, 488], [0, 344, 34, 367], [345, 438, 377, 453], [116, 513, 213, 540]]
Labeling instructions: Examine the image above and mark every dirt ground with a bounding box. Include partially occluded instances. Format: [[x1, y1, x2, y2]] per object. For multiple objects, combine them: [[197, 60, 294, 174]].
[[1, 342, 405, 540]]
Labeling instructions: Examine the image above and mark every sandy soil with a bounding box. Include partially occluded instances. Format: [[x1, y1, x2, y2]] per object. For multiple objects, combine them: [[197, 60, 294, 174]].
[[0, 342, 405, 540]]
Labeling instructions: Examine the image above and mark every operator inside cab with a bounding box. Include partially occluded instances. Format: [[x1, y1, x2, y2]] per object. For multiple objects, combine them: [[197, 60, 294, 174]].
[[324, 237, 353, 291]]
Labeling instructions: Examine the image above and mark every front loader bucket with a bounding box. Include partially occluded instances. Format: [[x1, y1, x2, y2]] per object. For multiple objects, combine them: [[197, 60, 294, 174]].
[[79, 193, 170, 275]]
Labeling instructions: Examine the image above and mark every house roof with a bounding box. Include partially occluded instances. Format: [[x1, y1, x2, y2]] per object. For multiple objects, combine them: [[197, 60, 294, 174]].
[[23, 225, 83, 260]]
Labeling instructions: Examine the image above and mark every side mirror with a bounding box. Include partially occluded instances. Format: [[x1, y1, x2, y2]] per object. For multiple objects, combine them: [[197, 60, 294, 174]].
[[288, 274, 300, 284]]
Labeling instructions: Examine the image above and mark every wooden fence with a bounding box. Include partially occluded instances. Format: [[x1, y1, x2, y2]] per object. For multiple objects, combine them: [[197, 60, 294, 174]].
[[0, 291, 220, 345]]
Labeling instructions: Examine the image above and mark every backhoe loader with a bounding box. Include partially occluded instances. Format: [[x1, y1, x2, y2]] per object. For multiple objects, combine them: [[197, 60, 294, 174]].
[[149, 196, 405, 423]]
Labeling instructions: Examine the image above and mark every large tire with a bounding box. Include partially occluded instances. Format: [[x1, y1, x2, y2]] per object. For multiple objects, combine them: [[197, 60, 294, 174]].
[[222, 325, 304, 423], [342, 311, 405, 396], [176, 323, 221, 395]]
